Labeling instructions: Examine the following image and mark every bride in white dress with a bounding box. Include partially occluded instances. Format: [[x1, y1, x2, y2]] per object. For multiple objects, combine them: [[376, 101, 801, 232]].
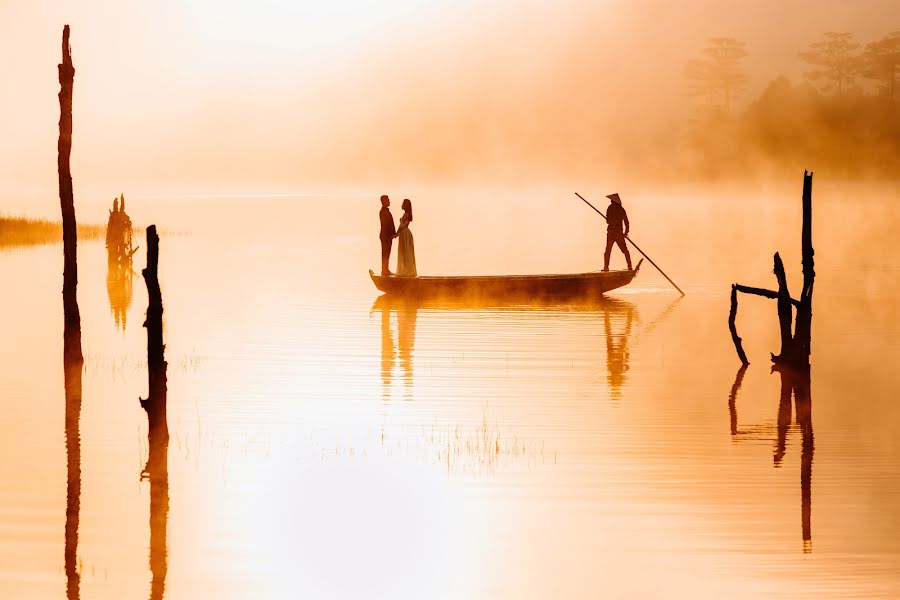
[[395, 198, 417, 277]]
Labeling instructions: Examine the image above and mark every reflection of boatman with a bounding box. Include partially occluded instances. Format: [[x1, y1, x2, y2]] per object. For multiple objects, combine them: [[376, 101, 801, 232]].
[[602, 193, 632, 272], [605, 304, 633, 396]]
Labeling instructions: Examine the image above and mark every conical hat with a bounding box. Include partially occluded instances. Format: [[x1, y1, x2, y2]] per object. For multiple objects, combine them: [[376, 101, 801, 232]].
[[606, 193, 622, 205]]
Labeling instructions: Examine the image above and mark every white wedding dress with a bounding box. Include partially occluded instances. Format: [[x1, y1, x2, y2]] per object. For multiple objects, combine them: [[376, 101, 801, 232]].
[[396, 213, 417, 277]]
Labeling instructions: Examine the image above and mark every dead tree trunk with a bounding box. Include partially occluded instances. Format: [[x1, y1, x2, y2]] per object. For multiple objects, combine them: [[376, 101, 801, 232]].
[[58, 25, 79, 326], [729, 171, 815, 371], [728, 286, 748, 365], [728, 171, 816, 550], [793, 172, 815, 368], [58, 24, 82, 600], [142, 225, 166, 406], [140, 225, 169, 599], [773, 253, 794, 363]]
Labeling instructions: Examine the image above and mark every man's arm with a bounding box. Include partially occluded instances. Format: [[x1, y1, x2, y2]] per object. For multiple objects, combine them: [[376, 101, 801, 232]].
[[623, 210, 630, 236]]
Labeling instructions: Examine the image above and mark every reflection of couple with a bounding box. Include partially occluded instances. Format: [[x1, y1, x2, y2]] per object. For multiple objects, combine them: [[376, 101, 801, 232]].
[[379, 194, 416, 277], [377, 299, 418, 400]]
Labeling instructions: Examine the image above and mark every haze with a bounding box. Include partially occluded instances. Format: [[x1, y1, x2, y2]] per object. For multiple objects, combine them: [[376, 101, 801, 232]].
[[1, 0, 897, 198]]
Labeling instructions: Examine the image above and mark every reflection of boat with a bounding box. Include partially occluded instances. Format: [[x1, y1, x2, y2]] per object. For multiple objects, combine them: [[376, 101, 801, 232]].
[[373, 294, 639, 404], [373, 293, 636, 312], [369, 260, 643, 300]]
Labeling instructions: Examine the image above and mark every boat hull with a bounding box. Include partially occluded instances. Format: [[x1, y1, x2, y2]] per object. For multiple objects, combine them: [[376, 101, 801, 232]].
[[369, 260, 642, 301]]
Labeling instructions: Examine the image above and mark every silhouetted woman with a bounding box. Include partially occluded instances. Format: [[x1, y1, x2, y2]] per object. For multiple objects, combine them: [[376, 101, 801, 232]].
[[395, 198, 417, 277]]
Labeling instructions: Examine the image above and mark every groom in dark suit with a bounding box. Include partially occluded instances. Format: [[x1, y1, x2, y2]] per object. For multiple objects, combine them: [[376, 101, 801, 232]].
[[379, 194, 396, 276]]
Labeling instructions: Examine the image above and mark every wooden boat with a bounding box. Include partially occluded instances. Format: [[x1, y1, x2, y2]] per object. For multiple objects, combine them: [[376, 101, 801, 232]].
[[369, 259, 642, 300]]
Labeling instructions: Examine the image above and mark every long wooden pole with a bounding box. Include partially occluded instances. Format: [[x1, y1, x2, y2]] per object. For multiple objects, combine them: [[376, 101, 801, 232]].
[[575, 192, 685, 296]]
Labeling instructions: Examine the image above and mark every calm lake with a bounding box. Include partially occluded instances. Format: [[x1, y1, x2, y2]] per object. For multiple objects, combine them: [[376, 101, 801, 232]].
[[1, 182, 899, 599]]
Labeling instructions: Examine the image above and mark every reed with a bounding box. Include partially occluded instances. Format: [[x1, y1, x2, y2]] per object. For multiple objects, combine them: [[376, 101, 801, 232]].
[[0, 215, 103, 249]]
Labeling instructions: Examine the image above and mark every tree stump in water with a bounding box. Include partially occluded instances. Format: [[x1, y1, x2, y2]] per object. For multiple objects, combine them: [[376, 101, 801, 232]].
[[729, 171, 815, 371], [58, 25, 79, 326]]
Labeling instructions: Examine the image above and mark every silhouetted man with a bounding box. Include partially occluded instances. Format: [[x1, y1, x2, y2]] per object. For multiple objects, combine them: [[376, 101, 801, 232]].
[[379, 195, 396, 276], [603, 193, 632, 272]]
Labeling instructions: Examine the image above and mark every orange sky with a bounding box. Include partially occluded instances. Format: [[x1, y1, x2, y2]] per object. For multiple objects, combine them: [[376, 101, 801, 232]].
[[0, 0, 897, 197]]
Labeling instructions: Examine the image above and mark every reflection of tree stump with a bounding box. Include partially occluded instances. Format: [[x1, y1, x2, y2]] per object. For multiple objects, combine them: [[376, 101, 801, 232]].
[[728, 361, 814, 552], [727, 363, 748, 435], [63, 312, 82, 600], [730, 171, 815, 370], [772, 367, 814, 552], [793, 369, 814, 553]]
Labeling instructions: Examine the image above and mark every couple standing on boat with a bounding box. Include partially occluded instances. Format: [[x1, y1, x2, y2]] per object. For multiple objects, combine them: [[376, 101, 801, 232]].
[[379, 194, 417, 277]]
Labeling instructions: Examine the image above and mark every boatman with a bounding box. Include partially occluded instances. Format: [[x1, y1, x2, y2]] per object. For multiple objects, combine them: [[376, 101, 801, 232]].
[[379, 194, 396, 276], [602, 193, 633, 272]]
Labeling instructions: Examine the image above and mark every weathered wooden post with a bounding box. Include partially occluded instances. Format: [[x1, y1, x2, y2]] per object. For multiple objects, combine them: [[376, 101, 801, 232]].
[[140, 225, 169, 599]]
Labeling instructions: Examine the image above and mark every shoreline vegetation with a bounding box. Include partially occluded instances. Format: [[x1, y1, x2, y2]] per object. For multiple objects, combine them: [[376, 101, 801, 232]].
[[680, 32, 900, 179], [0, 215, 104, 249]]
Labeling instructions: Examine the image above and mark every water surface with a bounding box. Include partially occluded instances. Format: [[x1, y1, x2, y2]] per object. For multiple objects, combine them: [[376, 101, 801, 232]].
[[1, 185, 899, 599]]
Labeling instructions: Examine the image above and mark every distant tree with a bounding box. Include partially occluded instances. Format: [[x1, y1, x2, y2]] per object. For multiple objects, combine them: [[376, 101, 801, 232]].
[[684, 38, 748, 113], [799, 32, 862, 95], [862, 31, 900, 101]]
